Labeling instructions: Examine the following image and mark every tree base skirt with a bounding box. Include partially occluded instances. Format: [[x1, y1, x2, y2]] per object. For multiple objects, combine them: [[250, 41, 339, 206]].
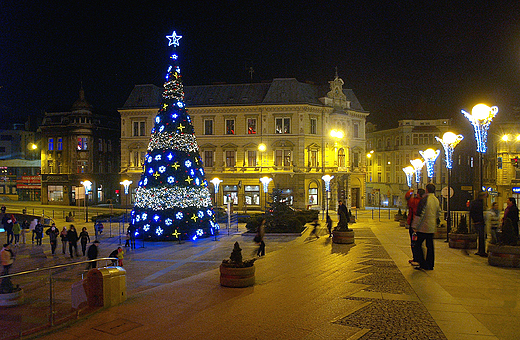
[[0, 289, 24, 307], [488, 244, 520, 267], [448, 233, 477, 249], [332, 230, 355, 244], [220, 264, 255, 288]]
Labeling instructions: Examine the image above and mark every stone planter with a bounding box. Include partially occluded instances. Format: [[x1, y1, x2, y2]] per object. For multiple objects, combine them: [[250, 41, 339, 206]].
[[488, 244, 520, 267], [220, 264, 255, 288], [66, 216, 74, 222], [0, 289, 24, 307], [400, 220, 407, 228], [332, 230, 355, 244], [434, 227, 447, 239], [448, 233, 477, 249], [394, 215, 402, 221]]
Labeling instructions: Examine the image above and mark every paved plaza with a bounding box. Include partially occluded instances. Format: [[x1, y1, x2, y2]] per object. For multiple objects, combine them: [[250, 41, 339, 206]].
[[1, 203, 520, 339]]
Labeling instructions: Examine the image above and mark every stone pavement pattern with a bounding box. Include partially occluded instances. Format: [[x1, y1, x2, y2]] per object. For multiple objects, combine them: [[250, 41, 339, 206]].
[[2, 206, 520, 339]]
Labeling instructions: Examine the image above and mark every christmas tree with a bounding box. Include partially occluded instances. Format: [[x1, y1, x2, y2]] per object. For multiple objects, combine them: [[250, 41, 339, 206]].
[[131, 31, 219, 241]]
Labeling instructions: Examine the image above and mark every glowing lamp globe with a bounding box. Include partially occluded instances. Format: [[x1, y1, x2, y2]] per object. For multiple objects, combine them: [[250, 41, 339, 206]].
[[423, 148, 437, 159], [442, 132, 457, 145], [502, 135, 510, 142], [410, 159, 424, 169], [471, 103, 493, 121], [258, 143, 266, 152]]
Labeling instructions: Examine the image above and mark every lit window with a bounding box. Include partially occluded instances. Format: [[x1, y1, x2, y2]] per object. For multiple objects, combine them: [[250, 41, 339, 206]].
[[226, 119, 235, 135], [275, 118, 290, 134], [77, 137, 88, 150], [48, 138, 54, 151], [247, 118, 257, 134], [310, 118, 317, 134], [57, 138, 63, 151]]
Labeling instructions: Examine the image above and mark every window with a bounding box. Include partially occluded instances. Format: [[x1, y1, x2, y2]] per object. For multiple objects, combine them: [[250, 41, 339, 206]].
[[204, 119, 213, 135], [338, 148, 345, 167], [353, 152, 360, 168], [98, 138, 103, 152], [244, 185, 260, 205], [247, 150, 257, 167], [225, 150, 235, 167], [48, 185, 64, 202], [275, 118, 290, 134], [406, 136, 410, 145], [204, 150, 214, 167], [107, 161, 112, 173], [133, 121, 146, 136], [57, 138, 63, 151], [308, 182, 318, 205], [223, 185, 238, 204], [310, 118, 317, 134], [48, 138, 54, 151], [99, 161, 104, 173], [353, 123, 359, 138], [77, 161, 88, 173], [275, 150, 291, 166], [247, 118, 257, 134], [107, 140, 112, 152], [77, 137, 88, 150], [226, 119, 235, 135]]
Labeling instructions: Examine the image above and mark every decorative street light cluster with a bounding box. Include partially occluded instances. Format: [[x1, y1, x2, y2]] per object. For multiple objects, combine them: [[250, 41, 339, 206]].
[[260, 176, 272, 211], [436, 131, 464, 237], [419, 148, 440, 179], [321, 175, 334, 216], [81, 180, 92, 223], [402, 166, 414, 188], [462, 103, 498, 191], [410, 158, 424, 188]]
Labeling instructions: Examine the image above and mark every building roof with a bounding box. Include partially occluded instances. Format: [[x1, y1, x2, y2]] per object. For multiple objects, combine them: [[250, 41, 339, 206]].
[[121, 78, 366, 112]]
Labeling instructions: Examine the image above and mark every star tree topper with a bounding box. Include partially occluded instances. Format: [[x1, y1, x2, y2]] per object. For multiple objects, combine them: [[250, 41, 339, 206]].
[[166, 31, 182, 47]]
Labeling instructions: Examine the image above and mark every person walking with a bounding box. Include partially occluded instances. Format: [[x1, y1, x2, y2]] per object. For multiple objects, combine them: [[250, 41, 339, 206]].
[[79, 227, 90, 256], [117, 247, 124, 266], [46, 223, 59, 255], [129, 225, 136, 249], [487, 202, 500, 244], [503, 197, 519, 238], [1, 243, 14, 292], [67, 225, 79, 258], [30, 218, 37, 244], [34, 220, 44, 246], [411, 183, 441, 270], [2, 214, 14, 244], [60, 227, 68, 254], [326, 214, 333, 237], [309, 218, 320, 239], [256, 219, 266, 257], [86, 240, 99, 269], [406, 188, 425, 266], [124, 230, 131, 248], [20, 220, 29, 244], [470, 192, 488, 257], [12, 220, 21, 245]]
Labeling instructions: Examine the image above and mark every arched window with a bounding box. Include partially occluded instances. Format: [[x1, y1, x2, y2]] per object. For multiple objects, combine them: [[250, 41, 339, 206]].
[[308, 181, 319, 206], [338, 148, 345, 167], [406, 135, 410, 145]]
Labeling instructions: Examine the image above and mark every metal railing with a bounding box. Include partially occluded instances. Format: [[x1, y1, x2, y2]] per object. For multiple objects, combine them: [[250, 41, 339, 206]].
[[0, 257, 118, 338]]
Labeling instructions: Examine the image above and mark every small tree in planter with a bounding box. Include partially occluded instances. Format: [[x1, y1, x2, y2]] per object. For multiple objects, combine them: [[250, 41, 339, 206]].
[[332, 211, 354, 244], [394, 208, 403, 221], [220, 242, 256, 287], [448, 215, 477, 249]]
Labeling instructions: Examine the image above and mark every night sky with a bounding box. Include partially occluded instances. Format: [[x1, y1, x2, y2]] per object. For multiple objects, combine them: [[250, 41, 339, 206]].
[[2, 1, 520, 128]]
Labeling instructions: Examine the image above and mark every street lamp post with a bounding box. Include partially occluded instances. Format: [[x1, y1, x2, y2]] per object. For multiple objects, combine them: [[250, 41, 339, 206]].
[[436, 132, 464, 240], [120, 180, 132, 245], [81, 180, 92, 223], [210, 177, 223, 207], [462, 103, 498, 191], [322, 175, 334, 217], [402, 166, 414, 188], [419, 148, 440, 182], [410, 159, 424, 190], [260, 176, 272, 212]]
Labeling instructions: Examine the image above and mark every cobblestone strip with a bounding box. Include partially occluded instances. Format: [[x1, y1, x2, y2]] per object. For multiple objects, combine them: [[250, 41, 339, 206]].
[[334, 297, 447, 340]]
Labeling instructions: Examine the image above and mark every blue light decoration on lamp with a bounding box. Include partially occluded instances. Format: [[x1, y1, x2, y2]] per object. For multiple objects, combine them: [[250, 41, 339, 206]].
[[419, 148, 440, 179], [130, 30, 219, 241], [402, 166, 414, 188], [461, 104, 498, 153], [410, 159, 424, 186], [435, 132, 464, 169]]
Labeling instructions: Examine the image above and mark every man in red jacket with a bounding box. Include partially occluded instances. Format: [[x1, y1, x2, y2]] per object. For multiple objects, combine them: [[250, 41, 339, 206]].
[[405, 188, 425, 265]]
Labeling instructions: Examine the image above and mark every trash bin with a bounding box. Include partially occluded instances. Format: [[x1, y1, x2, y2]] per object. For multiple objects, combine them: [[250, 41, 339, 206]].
[[85, 267, 126, 308], [98, 266, 127, 308]]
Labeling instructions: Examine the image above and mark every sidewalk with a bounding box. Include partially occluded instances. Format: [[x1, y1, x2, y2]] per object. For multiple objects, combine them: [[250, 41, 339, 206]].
[[4, 211, 520, 339], [24, 213, 518, 340]]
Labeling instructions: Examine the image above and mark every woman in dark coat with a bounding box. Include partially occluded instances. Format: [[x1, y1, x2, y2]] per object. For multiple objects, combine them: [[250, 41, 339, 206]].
[[79, 227, 90, 256], [67, 225, 79, 258]]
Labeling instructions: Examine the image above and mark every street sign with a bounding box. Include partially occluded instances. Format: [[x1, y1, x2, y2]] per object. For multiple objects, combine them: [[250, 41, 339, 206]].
[[441, 186, 454, 198]]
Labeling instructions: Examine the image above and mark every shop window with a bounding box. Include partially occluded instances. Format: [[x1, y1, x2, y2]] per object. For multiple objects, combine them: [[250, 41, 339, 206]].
[[244, 185, 260, 205]]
